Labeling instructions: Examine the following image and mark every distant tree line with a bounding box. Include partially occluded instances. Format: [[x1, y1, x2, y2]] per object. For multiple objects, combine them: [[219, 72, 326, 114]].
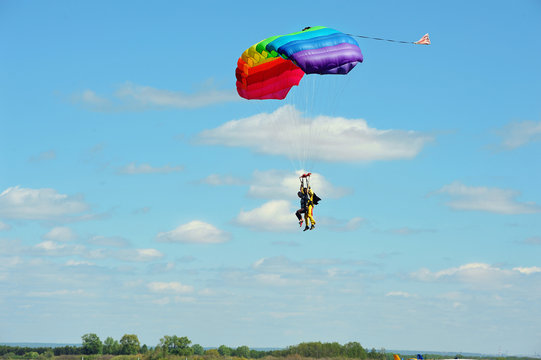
[[12, 336, 537, 360], [1, 336, 384, 360]]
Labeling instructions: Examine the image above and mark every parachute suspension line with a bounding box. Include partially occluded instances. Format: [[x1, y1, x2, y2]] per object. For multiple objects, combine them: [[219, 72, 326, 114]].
[[284, 88, 308, 173], [282, 100, 303, 173], [303, 76, 316, 172], [346, 33, 431, 45]]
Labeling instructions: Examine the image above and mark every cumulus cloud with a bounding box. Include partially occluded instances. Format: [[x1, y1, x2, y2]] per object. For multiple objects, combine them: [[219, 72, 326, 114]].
[[43, 227, 77, 242], [512, 266, 541, 275], [198, 105, 433, 162], [248, 170, 351, 199], [434, 181, 541, 214], [156, 220, 231, 244], [412, 263, 505, 282], [32, 240, 85, 257], [117, 162, 183, 175], [410, 263, 541, 290], [0, 186, 90, 221], [147, 281, 194, 294], [72, 81, 238, 111], [235, 200, 296, 232], [494, 120, 541, 149]]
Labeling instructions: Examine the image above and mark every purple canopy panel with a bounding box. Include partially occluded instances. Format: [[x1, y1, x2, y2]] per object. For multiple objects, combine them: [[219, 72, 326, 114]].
[[290, 42, 364, 75]]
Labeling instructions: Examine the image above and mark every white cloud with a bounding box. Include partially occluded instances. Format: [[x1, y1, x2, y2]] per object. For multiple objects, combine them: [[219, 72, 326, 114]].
[[117, 248, 163, 262], [512, 266, 541, 275], [43, 227, 77, 242], [386, 291, 415, 298], [147, 281, 194, 294], [72, 82, 238, 111], [248, 256, 330, 288], [434, 181, 541, 214], [27, 289, 86, 298], [248, 169, 350, 199], [412, 263, 504, 282], [152, 296, 171, 306], [37, 240, 63, 251], [318, 216, 365, 232], [0, 256, 22, 269], [235, 200, 296, 232], [0, 186, 90, 221], [252, 256, 306, 275], [173, 296, 196, 303], [71, 90, 113, 111], [156, 220, 230, 244], [152, 297, 171, 305], [495, 120, 541, 149], [254, 273, 291, 286], [198, 105, 433, 162], [410, 263, 541, 289], [117, 162, 183, 175], [115, 82, 239, 108], [0, 221, 11, 231], [66, 260, 95, 266], [33, 240, 85, 257], [200, 174, 245, 186]]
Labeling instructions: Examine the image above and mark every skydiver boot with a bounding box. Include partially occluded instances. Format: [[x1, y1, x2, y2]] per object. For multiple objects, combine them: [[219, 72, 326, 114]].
[[303, 225, 310, 231], [310, 224, 315, 230], [299, 219, 303, 227]]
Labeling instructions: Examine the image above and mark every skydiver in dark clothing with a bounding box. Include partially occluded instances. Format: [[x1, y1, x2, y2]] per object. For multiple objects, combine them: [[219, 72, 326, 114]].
[[295, 188, 309, 229]]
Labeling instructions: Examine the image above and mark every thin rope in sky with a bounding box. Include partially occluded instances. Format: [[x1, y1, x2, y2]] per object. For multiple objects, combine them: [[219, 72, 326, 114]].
[[346, 33, 431, 45]]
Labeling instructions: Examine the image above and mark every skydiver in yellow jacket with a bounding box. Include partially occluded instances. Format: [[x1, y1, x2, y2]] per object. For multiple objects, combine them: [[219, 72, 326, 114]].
[[304, 187, 316, 231]]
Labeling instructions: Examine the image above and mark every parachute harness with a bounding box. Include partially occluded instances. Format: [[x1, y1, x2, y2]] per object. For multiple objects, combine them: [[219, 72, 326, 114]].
[[300, 172, 311, 190]]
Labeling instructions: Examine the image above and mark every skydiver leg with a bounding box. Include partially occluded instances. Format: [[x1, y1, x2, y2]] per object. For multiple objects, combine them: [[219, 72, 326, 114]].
[[306, 205, 315, 230], [296, 208, 306, 227], [296, 209, 303, 227], [306, 205, 316, 228]]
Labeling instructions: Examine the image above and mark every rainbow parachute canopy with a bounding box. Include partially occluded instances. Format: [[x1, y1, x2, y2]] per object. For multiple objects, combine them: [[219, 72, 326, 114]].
[[235, 26, 363, 100]]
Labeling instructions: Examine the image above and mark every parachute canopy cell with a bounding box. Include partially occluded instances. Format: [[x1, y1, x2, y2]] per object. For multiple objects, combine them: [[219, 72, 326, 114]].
[[236, 26, 364, 100]]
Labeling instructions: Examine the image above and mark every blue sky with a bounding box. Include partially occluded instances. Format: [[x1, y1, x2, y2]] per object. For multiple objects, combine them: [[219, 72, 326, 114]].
[[1, 0, 541, 356]]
